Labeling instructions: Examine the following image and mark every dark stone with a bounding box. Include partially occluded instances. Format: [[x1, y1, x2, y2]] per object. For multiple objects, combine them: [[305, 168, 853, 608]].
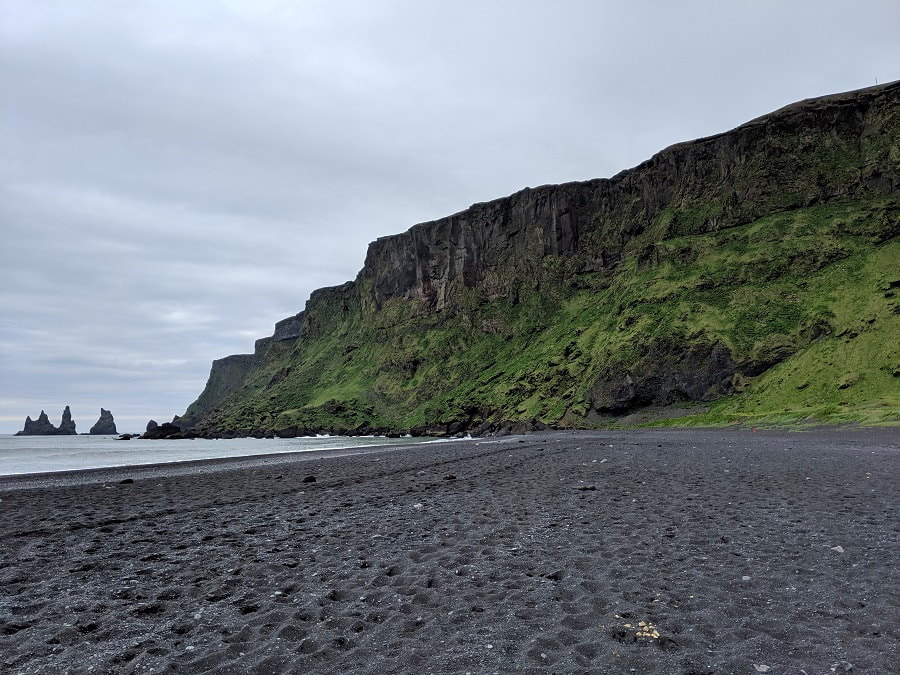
[[15, 407, 76, 435], [89, 409, 117, 435], [141, 422, 182, 440], [446, 421, 466, 435], [609, 627, 636, 644], [657, 636, 680, 652], [15, 410, 57, 436], [589, 340, 739, 414], [119, 478, 134, 484], [146, 420, 159, 432], [302, 475, 316, 483], [443, 474, 457, 481]]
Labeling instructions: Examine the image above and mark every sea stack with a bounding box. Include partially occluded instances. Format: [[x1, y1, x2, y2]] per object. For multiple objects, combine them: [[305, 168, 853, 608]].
[[89, 408, 118, 435], [15, 411, 58, 435], [14, 406, 77, 435], [58, 405, 77, 435]]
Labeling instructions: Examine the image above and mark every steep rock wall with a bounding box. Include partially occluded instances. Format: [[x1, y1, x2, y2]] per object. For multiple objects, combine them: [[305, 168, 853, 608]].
[[359, 82, 897, 310], [181, 82, 899, 433]]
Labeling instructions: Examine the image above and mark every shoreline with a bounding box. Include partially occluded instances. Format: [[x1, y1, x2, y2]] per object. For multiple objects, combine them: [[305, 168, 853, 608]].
[[2, 424, 895, 488], [2, 428, 898, 673], [0, 438, 447, 491]]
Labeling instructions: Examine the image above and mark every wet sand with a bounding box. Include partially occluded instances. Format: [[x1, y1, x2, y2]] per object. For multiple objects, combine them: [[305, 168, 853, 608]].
[[1, 428, 897, 674]]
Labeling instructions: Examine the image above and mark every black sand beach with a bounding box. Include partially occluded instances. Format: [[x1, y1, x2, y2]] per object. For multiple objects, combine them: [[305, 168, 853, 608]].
[[1, 429, 897, 674]]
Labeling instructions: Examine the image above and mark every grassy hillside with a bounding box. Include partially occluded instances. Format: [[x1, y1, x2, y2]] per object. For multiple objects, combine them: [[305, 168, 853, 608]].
[[194, 198, 898, 434], [180, 83, 899, 436]]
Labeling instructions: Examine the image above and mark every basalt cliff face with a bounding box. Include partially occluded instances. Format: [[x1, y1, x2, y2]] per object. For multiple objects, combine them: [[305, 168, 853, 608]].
[[181, 83, 899, 435]]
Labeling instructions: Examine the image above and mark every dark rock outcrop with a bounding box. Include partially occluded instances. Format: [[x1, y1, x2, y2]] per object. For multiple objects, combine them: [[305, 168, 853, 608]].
[[589, 340, 738, 413], [58, 406, 77, 435], [358, 82, 899, 311], [89, 408, 117, 435], [146, 420, 159, 432], [141, 422, 182, 440], [15, 410, 58, 435], [15, 407, 77, 435]]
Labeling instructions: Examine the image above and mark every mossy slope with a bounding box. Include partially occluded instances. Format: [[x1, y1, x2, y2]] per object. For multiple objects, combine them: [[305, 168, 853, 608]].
[[180, 83, 899, 434]]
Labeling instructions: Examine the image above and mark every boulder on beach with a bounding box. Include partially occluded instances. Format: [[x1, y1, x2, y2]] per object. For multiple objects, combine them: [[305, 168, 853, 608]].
[[89, 408, 117, 435]]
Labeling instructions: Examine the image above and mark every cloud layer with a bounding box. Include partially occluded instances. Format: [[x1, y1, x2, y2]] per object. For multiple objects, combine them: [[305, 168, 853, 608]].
[[1, 0, 897, 432]]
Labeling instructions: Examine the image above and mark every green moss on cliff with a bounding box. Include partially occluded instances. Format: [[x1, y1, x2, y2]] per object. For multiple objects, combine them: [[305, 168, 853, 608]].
[[657, 238, 900, 427], [194, 197, 898, 433]]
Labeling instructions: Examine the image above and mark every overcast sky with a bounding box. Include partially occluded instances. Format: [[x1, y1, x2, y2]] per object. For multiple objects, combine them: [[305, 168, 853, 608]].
[[1, 1, 897, 433]]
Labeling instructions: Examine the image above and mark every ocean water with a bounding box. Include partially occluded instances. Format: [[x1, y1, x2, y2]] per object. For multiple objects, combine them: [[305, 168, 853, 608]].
[[0, 434, 437, 476]]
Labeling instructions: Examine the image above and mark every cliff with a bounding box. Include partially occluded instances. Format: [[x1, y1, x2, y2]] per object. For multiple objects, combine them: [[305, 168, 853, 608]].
[[180, 82, 899, 435]]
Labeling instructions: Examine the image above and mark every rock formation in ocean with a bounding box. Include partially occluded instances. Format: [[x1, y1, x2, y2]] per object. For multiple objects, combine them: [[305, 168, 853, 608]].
[[141, 422, 184, 440], [89, 409, 117, 435], [15, 406, 77, 435], [177, 82, 900, 435], [15, 411, 58, 436], [57, 405, 77, 435]]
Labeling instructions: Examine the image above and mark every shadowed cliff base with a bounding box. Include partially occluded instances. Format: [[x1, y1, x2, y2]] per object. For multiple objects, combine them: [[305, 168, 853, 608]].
[[179, 82, 900, 435]]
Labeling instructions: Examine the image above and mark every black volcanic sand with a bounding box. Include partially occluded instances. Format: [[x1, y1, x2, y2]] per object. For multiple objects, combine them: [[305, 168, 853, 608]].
[[1, 429, 897, 674]]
